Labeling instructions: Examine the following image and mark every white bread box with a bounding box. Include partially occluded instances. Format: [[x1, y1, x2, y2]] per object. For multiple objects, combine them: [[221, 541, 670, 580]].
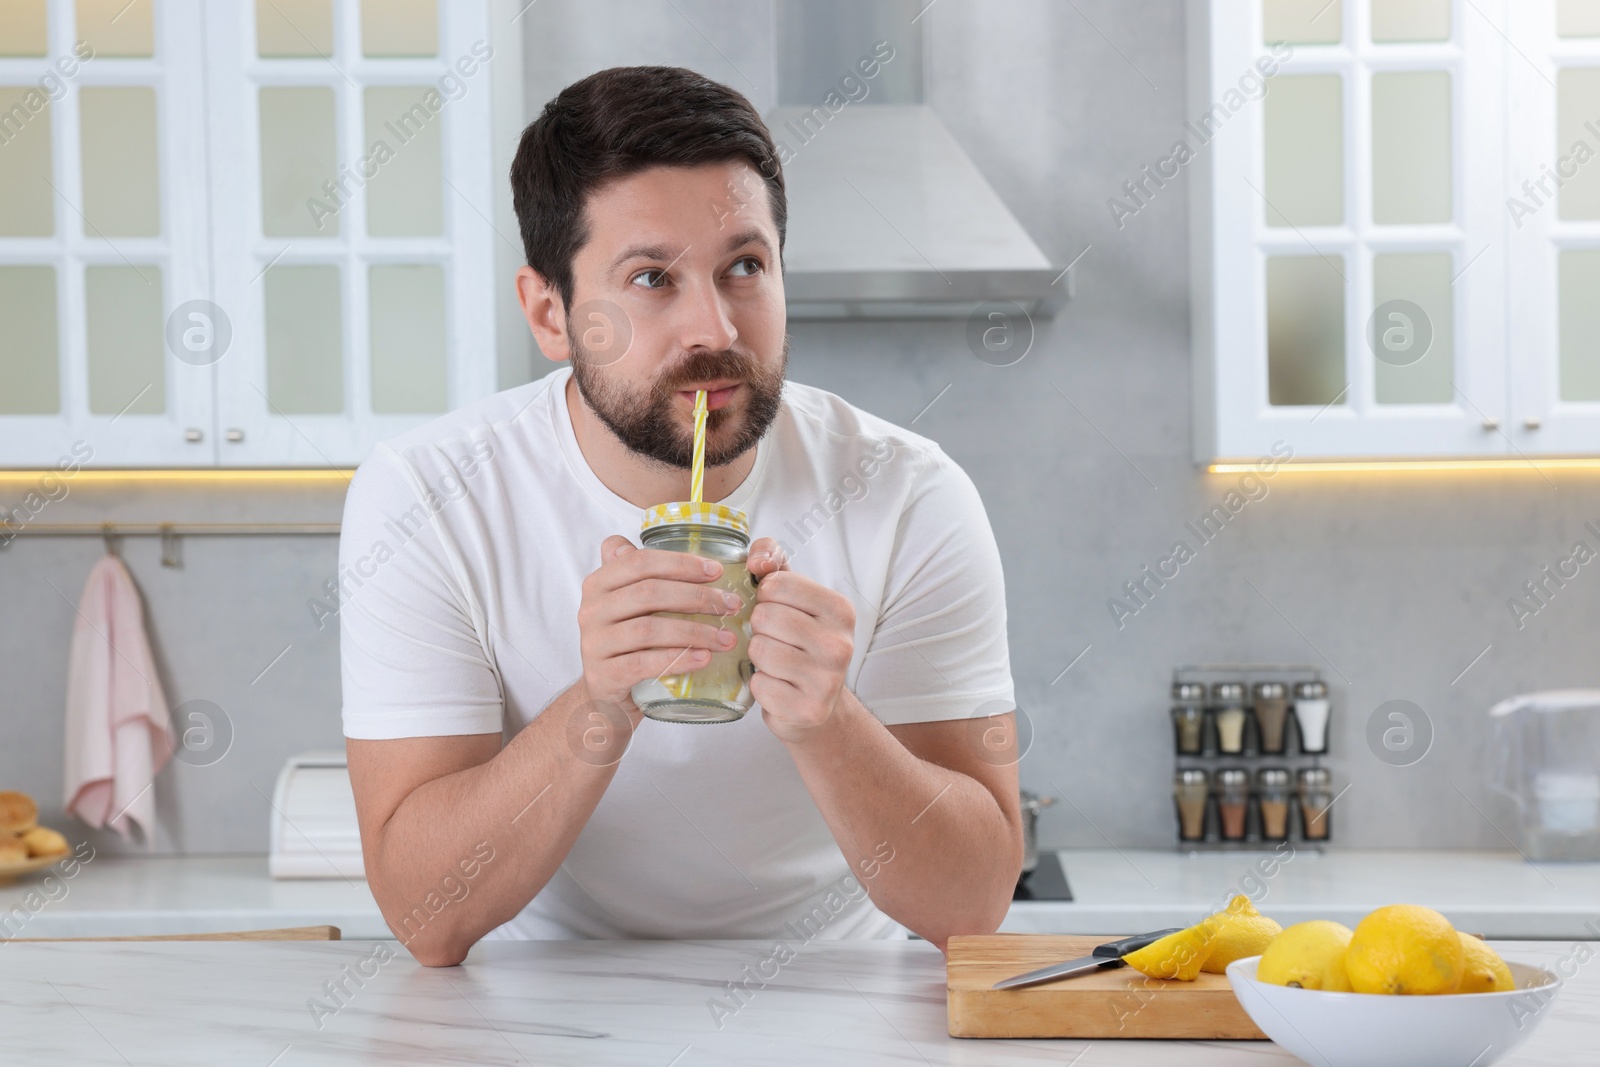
[[268, 750, 365, 879]]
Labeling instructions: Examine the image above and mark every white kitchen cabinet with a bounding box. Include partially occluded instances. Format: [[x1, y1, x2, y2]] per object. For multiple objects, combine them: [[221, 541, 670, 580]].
[[204, 0, 498, 467], [1190, 0, 1599, 461], [0, 0, 500, 468], [0, 0, 215, 467], [1505, 2, 1600, 455]]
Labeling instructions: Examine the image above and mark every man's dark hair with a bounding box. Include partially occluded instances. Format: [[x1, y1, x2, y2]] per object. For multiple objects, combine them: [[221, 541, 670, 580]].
[[510, 66, 786, 310]]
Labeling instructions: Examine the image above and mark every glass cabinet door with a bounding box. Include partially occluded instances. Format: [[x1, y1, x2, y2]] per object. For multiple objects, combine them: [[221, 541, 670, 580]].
[[0, 0, 213, 466], [1198, 0, 1510, 460], [204, 0, 496, 467], [1506, 3, 1600, 455]]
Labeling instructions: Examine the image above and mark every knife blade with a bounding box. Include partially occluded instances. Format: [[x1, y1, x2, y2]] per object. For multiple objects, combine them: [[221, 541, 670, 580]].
[[990, 929, 1184, 990]]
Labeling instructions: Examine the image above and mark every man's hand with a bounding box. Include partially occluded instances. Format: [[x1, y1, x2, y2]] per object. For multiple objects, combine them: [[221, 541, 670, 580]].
[[745, 537, 856, 744], [578, 534, 744, 714]]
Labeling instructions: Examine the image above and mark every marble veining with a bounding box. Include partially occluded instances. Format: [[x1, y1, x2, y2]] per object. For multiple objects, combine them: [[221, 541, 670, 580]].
[[0, 938, 1595, 1065]]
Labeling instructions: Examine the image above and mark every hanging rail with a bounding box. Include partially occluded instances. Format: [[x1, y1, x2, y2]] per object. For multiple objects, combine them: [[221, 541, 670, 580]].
[[0, 522, 340, 536], [0, 522, 341, 568]]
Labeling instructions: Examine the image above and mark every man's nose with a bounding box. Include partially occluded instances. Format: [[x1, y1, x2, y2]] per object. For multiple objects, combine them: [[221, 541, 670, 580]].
[[675, 277, 738, 354]]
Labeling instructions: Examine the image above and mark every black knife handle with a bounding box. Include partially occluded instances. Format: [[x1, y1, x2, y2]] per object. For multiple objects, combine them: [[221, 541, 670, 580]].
[[1092, 928, 1185, 959]]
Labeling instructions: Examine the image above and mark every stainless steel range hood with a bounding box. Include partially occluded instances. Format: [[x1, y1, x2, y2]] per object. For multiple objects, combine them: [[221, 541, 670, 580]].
[[770, 1, 1066, 320]]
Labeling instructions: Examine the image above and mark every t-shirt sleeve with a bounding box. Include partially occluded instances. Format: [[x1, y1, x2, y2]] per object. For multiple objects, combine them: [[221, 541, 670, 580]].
[[339, 446, 505, 740], [851, 446, 1015, 726]]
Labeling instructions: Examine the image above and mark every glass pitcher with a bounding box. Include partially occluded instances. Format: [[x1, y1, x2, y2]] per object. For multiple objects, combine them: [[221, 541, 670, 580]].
[[1490, 691, 1600, 861]]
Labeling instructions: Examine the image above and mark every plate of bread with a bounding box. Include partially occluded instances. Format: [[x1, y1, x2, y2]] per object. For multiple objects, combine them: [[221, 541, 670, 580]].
[[0, 790, 73, 884]]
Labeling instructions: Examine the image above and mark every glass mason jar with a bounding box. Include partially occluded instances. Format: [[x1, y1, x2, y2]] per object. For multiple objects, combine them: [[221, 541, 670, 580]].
[[629, 501, 758, 724]]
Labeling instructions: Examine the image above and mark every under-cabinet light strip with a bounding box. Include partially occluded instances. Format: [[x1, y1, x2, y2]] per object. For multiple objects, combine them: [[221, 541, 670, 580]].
[[0, 470, 355, 486], [1208, 459, 1600, 474]]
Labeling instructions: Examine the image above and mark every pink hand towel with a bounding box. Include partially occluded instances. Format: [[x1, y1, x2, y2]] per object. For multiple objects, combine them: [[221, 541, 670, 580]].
[[63, 554, 175, 842]]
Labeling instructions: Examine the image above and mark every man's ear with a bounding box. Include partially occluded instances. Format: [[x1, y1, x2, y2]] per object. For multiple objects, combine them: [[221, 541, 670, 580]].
[[516, 265, 570, 364]]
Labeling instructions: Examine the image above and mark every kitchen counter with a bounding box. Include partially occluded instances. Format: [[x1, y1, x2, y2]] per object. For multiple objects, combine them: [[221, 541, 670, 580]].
[[1, 937, 1594, 1064], [0, 854, 392, 940], [1002, 849, 1600, 939], [7, 849, 1600, 942]]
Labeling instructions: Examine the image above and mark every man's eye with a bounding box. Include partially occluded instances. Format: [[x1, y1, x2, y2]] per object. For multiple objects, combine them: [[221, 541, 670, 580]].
[[728, 256, 762, 277], [631, 269, 668, 289]]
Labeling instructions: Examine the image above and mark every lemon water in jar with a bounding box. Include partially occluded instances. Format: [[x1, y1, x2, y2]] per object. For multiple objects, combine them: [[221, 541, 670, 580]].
[[629, 501, 757, 724]]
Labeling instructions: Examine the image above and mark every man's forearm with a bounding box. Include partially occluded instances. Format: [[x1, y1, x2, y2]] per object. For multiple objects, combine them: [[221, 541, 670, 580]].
[[358, 681, 634, 965], [779, 690, 1022, 951]]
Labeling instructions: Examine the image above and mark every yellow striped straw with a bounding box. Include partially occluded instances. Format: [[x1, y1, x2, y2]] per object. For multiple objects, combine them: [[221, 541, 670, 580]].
[[689, 389, 708, 503]]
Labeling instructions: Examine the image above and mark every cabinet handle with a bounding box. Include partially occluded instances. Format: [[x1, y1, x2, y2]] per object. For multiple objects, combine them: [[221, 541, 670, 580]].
[[184, 428, 204, 443], [226, 428, 244, 442], [1523, 417, 1542, 430], [1481, 418, 1500, 431]]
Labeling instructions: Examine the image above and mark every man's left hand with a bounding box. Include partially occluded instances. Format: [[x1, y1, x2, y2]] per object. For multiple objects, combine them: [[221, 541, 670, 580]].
[[744, 536, 856, 744]]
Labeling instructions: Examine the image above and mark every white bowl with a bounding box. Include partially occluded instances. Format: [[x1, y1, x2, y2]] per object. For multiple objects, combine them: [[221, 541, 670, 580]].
[[1226, 956, 1563, 1067]]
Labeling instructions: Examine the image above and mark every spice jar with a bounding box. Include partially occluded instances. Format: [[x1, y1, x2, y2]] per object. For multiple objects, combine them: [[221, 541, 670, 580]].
[[1294, 679, 1331, 754], [1298, 767, 1333, 841], [1212, 682, 1248, 755], [1171, 682, 1206, 755], [1257, 768, 1291, 841], [1253, 681, 1291, 755], [1174, 769, 1210, 842], [628, 502, 757, 724], [1217, 768, 1250, 840]]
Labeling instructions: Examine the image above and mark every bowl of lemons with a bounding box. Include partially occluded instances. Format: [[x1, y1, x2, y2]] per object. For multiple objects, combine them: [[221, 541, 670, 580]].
[[1225, 904, 1562, 1067]]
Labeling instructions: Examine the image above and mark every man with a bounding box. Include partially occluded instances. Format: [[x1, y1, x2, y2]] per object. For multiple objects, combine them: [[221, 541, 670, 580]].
[[341, 66, 1022, 967]]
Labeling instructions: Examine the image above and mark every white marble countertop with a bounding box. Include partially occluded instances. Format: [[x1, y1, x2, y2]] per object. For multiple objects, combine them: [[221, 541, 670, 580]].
[[7, 849, 1600, 942], [1, 937, 1594, 1065]]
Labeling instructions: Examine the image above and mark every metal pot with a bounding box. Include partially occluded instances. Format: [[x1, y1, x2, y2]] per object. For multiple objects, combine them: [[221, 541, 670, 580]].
[[1019, 789, 1056, 875]]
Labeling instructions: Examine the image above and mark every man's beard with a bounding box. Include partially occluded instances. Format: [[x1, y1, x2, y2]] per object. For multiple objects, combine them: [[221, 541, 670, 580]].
[[568, 331, 788, 470]]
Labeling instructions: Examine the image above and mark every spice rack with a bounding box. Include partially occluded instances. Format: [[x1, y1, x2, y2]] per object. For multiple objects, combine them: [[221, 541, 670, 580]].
[[1169, 663, 1332, 852]]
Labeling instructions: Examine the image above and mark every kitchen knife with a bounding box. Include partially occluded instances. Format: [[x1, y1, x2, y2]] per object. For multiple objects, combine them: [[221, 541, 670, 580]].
[[990, 929, 1184, 990]]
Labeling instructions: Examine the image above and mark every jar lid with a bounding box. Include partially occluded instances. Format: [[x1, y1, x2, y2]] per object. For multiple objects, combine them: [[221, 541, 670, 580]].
[[1254, 681, 1288, 699], [640, 501, 750, 536], [1212, 682, 1247, 701], [1176, 769, 1209, 784], [1172, 681, 1206, 702], [1298, 767, 1332, 786], [1217, 768, 1250, 785], [1295, 679, 1329, 699], [1257, 767, 1291, 786]]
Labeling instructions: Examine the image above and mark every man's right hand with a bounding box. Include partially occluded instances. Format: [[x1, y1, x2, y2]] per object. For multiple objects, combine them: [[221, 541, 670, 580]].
[[577, 534, 744, 711]]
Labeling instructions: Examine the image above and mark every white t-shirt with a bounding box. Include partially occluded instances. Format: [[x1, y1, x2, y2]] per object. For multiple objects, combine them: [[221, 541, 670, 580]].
[[339, 367, 1014, 941]]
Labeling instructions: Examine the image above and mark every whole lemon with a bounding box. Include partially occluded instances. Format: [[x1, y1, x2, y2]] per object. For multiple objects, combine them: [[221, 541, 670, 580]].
[[1345, 905, 1464, 995], [1257, 921, 1354, 990], [1457, 932, 1514, 993]]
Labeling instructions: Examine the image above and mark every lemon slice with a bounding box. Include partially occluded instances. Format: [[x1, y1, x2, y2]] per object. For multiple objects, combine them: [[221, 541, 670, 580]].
[[1122, 924, 1218, 981]]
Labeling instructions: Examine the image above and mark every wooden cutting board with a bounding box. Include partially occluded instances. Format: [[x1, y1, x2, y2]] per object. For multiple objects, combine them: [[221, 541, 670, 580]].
[[947, 934, 1268, 1040]]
